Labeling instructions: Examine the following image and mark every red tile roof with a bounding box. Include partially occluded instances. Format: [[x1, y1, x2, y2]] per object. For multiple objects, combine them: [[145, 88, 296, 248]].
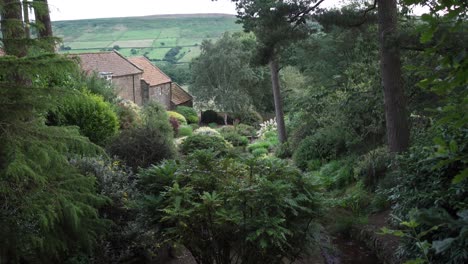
[[128, 56, 171, 86], [171, 82, 193, 105], [72, 51, 142, 77]]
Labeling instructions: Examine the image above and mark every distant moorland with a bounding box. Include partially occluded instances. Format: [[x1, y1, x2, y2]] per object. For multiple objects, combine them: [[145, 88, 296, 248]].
[[53, 14, 242, 63]]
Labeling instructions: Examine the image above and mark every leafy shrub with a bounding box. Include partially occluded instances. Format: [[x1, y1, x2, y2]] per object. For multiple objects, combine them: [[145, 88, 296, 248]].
[[115, 99, 142, 130], [354, 147, 392, 188], [232, 109, 263, 126], [208, 122, 218, 128], [201, 110, 220, 124], [180, 134, 232, 155], [107, 102, 175, 169], [189, 123, 200, 130], [235, 124, 256, 137], [275, 142, 292, 158], [223, 132, 249, 147], [137, 153, 321, 263], [217, 125, 235, 134], [48, 91, 119, 145], [252, 147, 268, 157], [71, 157, 140, 263], [312, 159, 355, 190], [293, 127, 349, 170], [175, 106, 198, 124], [178, 125, 193, 137], [167, 111, 187, 125], [193, 126, 221, 137], [379, 143, 468, 263], [247, 141, 272, 153]]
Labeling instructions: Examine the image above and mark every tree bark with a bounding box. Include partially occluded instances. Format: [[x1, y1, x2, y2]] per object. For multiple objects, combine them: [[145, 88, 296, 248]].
[[1, 0, 27, 57], [377, 0, 409, 153], [269, 56, 287, 143], [33, 0, 54, 51]]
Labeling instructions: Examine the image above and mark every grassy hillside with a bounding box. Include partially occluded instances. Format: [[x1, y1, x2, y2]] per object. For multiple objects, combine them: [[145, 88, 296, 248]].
[[53, 14, 242, 63]]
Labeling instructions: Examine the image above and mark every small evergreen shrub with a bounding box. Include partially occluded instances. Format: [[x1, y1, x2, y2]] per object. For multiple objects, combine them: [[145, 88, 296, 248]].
[[232, 109, 263, 126], [107, 102, 175, 169], [235, 124, 256, 137], [48, 91, 119, 145], [252, 148, 268, 157], [217, 125, 235, 134], [201, 110, 219, 124], [193, 126, 221, 137], [223, 132, 249, 147], [115, 99, 142, 130], [275, 142, 292, 158], [180, 134, 232, 155], [175, 106, 198, 124], [208, 122, 218, 128], [167, 111, 187, 125], [178, 125, 193, 137], [293, 127, 349, 170]]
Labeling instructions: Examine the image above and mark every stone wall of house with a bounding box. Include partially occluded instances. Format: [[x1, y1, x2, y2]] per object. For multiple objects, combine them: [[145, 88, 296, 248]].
[[149, 82, 171, 109], [113, 73, 143, 105], [141, 80, 150, 105]]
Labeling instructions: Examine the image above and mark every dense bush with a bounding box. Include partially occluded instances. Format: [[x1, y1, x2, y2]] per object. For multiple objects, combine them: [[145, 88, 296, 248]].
[[354, 147, 392, 188], [169, 117, 179, 136], [380, 142, 468, 263], [232, 109, 263, 126], [137, 152, 321, 263], [193, 126, 221, 137], [311, 159, 355, 190], [167, 111, 187, 125], [178, 125, 193, 137], [200, 110, 221, 124], [107, 102, 176, 169], [235, 124, 256, 137], [48, 91, 119, 145], [180, 134, 232, 155], [115, 99, 142, 130], [222, 131, 249, 147], [293, 126, 349, 170], [175, 106, 199, 124]]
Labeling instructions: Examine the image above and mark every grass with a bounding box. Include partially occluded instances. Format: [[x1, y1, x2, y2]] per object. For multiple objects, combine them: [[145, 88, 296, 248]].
[[54, 14, 241, 63]]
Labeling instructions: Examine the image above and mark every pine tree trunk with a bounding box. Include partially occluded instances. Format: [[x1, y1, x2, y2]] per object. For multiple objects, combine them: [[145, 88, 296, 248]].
[[269, 56, 287, 143], [1, 0, 27, 57], [378, 0, 409, 153], [33, 0, 54, 51]]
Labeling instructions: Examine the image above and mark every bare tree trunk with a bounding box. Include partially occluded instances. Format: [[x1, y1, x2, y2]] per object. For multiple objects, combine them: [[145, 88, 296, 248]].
[[33, 0, 54, 51], [378, 0, 409, 153], [269, 56, 287, 143], [1, 0, 27, 57]]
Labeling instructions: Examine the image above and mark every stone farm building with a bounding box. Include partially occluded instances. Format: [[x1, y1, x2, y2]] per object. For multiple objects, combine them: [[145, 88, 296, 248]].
[[73, 50, 193, 109]]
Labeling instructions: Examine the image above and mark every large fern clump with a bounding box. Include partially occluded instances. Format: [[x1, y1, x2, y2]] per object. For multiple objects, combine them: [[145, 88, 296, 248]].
[[0, 53, 110, 262]]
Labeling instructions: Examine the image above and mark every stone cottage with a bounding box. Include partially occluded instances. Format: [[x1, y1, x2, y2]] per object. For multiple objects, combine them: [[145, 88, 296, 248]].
[[72, 51, 144, 105], [128, 56, 172, 109]]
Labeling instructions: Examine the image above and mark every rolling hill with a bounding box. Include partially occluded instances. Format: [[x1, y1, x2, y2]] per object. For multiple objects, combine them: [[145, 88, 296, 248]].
[[53, 14, 242, 63]]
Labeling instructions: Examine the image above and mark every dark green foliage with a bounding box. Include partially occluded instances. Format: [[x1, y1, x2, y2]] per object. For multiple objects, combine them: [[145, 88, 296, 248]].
[[175, 106, 199, 124], [48, 91, 119, 145], [354, 147, 392, 189], [200, 110, 220, 124], [235, 124, 256, 137], [107, 102, 176, 170], [222, 132, 249, 147], [137, 152, 321, 263], [71, 157, 140, 263], [293, 127, 350, 170], [275, 142, 292, 158], [312, 159, 355, 190], [232, 108, 263, 127], [163, 46, 182, 63], [0, 53, 109, 262], [180, 134, 231, 155]]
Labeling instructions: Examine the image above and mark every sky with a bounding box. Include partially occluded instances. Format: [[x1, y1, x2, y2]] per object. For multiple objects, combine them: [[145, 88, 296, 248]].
[[47, 0, 428, 21]]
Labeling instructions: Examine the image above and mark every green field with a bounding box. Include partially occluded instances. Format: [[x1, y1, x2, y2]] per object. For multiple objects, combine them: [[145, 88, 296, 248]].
[[54, 14, 241, 63]]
